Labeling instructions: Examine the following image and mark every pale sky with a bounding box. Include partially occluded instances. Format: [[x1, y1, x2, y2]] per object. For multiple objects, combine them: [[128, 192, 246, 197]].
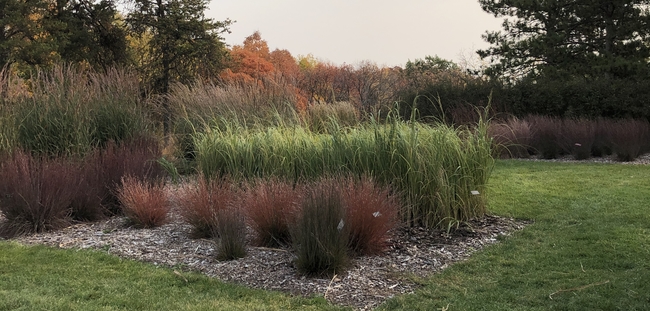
[[207, 0, 504, 68]]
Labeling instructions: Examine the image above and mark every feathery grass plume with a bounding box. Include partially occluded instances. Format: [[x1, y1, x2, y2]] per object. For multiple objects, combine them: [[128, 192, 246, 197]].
[[117, 176, 170, 228], [214, 208, 248, 261], [243, 178, 302, 247], [609, 118, 650, 162], [0, 67, 22, 153], [341, 176, 400, 256], [177, 175, 238, 239], [167, 78, 300, 130], [0, 151, 80, 237], [293, 179, 349, 276]]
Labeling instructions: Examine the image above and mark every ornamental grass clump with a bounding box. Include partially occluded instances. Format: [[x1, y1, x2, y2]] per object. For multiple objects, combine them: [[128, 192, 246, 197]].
[[117, 176, 170, 228], [87, 137, 164, 216], [560, 118, 596, 160], [341, 176, 400, 256], [0, 151, 80, 237], [177, 175, 238, 239], [68, 157, 107, 222], [293, 180, 349, 276], [592, 117, 614, 157], [528, 115, 562, 159], [305, 101, 360, 134], [243, 178, 302, 247], [9, 66, 148, 158], [213, 208, 248, 261], [609, 118, 650, 162], [488, 117, 531, 159]]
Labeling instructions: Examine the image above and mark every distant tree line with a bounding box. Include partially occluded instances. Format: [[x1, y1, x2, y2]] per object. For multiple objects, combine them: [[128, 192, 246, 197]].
[[3, 0, 650, 121]]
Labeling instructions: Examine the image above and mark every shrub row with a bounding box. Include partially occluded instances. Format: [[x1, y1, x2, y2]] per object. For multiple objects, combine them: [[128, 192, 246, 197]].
[[195, 116, 494, 229], [401, 75, 650, 124], [490, 116, 650, 161]]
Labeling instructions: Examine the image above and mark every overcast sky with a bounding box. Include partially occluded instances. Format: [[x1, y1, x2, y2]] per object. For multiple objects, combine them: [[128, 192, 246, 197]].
[[207, 0, 504, 68]]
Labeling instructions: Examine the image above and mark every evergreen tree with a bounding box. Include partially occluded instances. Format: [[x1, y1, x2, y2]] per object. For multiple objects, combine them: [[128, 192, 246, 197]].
[[127, 0, 232, 94], [126, 0, 231, 133], [46, 0, 129, 69], [0, 0, 53, 67], [478, 0, 650, 80], [1, 0, 128, 69]]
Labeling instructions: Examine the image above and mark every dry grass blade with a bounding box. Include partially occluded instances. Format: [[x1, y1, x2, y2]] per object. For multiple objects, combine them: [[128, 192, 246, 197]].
[[549, 280, 610, 300]]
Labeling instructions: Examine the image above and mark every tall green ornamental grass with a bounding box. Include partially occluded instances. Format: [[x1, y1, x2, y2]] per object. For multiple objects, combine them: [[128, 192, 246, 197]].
[[165, 79, 301, 168], [2, 66, 150, 157], [293, 180, 349, 276], [195, 112, 494, 228]]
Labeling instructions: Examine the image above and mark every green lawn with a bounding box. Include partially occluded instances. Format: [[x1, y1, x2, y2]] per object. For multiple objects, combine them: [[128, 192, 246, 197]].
[[1, 160, 649, 310], [0, 243, 344, 311], [381, 160, 650, 310]]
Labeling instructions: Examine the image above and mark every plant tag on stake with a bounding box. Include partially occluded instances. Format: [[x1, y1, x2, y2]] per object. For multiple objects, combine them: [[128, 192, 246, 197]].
[[471, 190, 480, 195]]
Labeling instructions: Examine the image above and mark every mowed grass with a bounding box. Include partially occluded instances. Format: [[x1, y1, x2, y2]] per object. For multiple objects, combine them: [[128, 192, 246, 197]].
[[1, 161, 649, 310], [380, 160, 650, 310], [0, 243, 345, 311]]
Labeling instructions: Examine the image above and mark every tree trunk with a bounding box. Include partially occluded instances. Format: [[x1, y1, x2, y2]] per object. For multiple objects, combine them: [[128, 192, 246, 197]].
[[157, 0, 171, 134]]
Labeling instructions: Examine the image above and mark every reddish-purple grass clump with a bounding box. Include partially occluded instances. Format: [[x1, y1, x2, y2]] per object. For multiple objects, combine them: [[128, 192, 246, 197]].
[[243, 178, 302, 247], [528, 115, 563, 159], [117, 176, 170, 228], [609, 118, 650, 162], [341, 176, 400, 256], [90, 137, 164, 215], [0, 151, 80, 237], [592, 118, 614, 157], [177, 175, 238, 239], [69, 157, 107, 222], [560, 118, 596, 160], [489, 117, 531, 159]]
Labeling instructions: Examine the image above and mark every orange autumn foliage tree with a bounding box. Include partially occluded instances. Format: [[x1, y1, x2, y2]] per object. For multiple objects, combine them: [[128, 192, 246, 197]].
[[270, 49, 300, 81], [221, 31, 308, 111], [223, 31, 274, 82]]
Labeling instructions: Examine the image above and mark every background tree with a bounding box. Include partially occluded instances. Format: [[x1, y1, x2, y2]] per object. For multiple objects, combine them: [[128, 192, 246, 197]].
[[127, 0, 231, 132], [127, 0, 231, 94], [1, 0, 128, 70], [224, 31, 274, 82], [270, 48, 300, 81], [404, 55, 464, 90], [478, 0, 650, 80], [46, 0, 129, 69], [0, 0, 53, 68]]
